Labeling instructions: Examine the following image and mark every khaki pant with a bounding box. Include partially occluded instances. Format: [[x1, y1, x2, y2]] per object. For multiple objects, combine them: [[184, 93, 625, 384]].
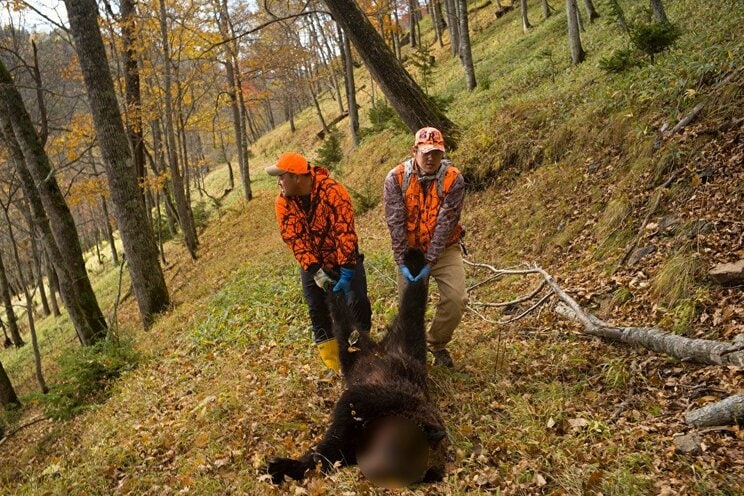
[[397, 244, 467, 352]]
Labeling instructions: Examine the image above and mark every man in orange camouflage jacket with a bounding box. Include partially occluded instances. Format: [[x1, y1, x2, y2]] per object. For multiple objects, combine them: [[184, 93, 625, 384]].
[[266, 152, 372, 375], [383, 127, 467, 368]]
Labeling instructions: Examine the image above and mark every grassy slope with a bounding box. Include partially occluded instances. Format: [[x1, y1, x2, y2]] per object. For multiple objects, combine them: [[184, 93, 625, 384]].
[[1, 0, 742, 494]]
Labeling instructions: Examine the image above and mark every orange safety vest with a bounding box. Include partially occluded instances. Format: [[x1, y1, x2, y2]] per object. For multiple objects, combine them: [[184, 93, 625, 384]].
[[393, 159, 463, 253]]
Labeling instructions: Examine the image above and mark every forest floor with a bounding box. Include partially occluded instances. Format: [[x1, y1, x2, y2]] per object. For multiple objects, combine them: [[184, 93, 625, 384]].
[[0, 0, 742, 494]]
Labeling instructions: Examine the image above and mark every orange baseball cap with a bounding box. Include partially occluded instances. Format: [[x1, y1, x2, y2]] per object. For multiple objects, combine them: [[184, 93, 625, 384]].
[[414, 127, 445, 153], [265, 152, 310, 176]]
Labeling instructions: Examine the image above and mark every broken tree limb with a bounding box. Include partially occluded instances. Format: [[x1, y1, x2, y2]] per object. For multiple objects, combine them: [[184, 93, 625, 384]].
[[665, 102, 706, 138], [465, 259, 744, 366], [684, 394, 744, 428]]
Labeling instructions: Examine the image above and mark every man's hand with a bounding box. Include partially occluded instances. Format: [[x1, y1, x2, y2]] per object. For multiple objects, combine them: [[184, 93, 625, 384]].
[[313, 268, 336, 290], [332, 268, 354, 296], [413, 264, 430, 282], [399, 265, 415, 282]]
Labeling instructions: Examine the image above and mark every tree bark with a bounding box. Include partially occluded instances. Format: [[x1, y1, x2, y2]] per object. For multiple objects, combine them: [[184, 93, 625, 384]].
[[583, 0, 599, 22], [337, 24, 359, 146], [685, 394, 744, 428], [444, 0, 460, 57], [0, 361, 20, 409], [63, 0, 170, 328], [566, 0, 585, 64], [89, 159, 118, 265], [649, 0, 668, 23], [6, 210, 48, 394], [458, 0, 477, 91], [154, 0, 198, 258], [120, 0, 146, 210], [0, 61, 107, 345], [431, 0, 445, 48], [542, 0, 552, 18], [44, 252, 60, 317], [409, 0, 419, 48], [0, 253, 23, 348], [25, 214, 51, 317], [520, 0, 532, 33], [321, 0, 457, 146]]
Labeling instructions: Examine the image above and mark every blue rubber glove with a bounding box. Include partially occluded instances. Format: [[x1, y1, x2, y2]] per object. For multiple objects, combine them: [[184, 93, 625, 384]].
[[412, 264, 431, 282], [399, 265, 415, 283], [332, 267, 354, 296]]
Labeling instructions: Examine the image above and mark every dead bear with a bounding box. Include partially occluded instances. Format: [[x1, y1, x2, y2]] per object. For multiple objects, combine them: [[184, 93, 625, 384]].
[[266, 248, 448, 487]]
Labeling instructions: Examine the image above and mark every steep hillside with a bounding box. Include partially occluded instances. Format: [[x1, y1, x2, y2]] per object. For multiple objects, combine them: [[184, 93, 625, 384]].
[[0, 0, 741, 494]]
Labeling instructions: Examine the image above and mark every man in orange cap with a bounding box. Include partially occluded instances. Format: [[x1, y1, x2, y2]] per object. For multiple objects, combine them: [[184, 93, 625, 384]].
[[383, 127, 466, 368], [266, 152, 372, 375]]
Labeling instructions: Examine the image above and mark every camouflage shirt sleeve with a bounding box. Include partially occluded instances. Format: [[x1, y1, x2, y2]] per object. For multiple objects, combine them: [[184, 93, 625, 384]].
[[426, 172, 465, 266], [275, 195, 319, 270], [383, 167, 408, 267], [326, 181, 358, 267]]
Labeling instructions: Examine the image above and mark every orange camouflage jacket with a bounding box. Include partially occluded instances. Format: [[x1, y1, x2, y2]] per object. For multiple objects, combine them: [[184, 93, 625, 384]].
[[275, 167, 358, 271]]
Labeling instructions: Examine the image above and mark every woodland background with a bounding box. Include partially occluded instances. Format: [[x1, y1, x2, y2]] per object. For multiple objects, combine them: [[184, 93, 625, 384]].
[[0, 0, 741, 494]]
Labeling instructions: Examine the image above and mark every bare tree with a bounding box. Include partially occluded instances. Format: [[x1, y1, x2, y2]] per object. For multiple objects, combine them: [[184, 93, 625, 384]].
[[444, 0, 460, 57], [0, 61, 108, 345], [583, 0, 600, 22], [520, 0, 532, 33], [321, 0, 457, 145], [337, 24, 359, 146], [1, 201, 48, 393], [0, 251, 23, 348], [566, 0, 585, 64], [63, 0, 171, 328], [155, 0, 199, 258], [458, 0, 477, 90]]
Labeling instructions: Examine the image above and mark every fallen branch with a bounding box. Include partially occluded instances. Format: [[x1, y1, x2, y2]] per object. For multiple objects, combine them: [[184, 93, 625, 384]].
[[465, 259, 744, 366], [0, 415, 50, 446], [665, 102, 706, 138], [684, 394, 744, 428]]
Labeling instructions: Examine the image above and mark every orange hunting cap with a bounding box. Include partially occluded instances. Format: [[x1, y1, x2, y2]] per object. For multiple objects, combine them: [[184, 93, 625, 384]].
[[265, 152, 310, 176], [414, 127, 445, 153]]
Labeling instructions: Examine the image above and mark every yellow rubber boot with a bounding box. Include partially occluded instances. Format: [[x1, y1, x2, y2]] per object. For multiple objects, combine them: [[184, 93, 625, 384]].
[[316, 338, 340, 374]]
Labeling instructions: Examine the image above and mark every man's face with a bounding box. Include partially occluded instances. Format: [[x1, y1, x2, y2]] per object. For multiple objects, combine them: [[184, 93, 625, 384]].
[[414, 148, 444, 175], [278, 173, 302, 196]]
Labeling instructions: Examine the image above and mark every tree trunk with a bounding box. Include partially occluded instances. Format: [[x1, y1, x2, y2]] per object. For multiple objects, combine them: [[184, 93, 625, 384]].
[[444, 0, 460, 57], [150, 120, 179, 238], [0, 61, 107, 345], [231, 58, 253, 200], [520, 0, 532, 33], [409, 0, 419, 48], [650, 0, 668, 23], [566, 0, 585, 64], [431, 0, 445, 48], [155, 0, 199, 258], [100, 196, 118, 265], [25, 214, 51, 317], [458, 0, 477, 91], [337, 24, 359, 146], [0, 361, 20, 409], [0, 253, 23, 348], [321, 0, 457, 146], [583, 0, 599, 22], [5, 206, 48, 393], [685, 394, 744, 428], [63, 0, 171, 328], [120, 0, 146, 210], [44, 253, 60, 317], [542, 0, 552, 18]]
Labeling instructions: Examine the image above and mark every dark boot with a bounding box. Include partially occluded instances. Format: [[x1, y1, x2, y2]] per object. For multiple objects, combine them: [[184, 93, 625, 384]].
[[431, 349, 454, 368]]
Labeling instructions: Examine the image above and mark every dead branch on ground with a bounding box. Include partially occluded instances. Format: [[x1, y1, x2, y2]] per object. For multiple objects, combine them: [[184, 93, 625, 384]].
[[464, 259, 744, 367]]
